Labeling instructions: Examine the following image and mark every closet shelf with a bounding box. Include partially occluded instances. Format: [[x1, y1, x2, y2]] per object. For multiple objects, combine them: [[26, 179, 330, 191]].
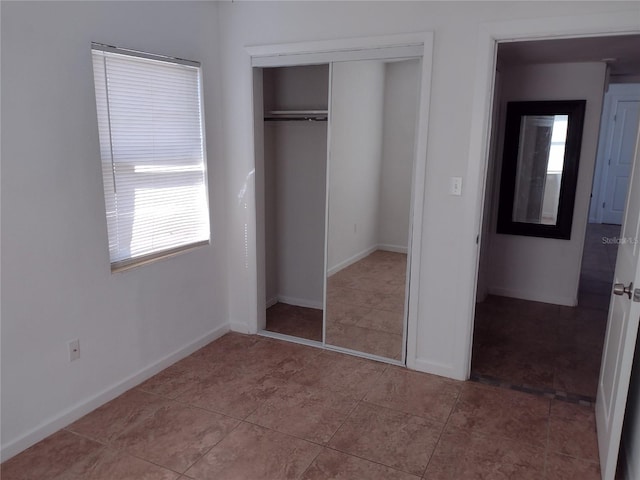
[[264, 110, 328, 122]]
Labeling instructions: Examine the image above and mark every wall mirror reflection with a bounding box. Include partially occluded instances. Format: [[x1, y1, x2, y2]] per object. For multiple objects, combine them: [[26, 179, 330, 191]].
[[497, 100, 586, 239], [325, 58, 421, 361]]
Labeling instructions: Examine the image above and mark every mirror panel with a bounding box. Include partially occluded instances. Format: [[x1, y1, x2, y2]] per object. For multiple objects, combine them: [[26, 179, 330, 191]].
[[498, 100, 585, 239], [512, 114, 568, 226], [325, 58, 421, 361]]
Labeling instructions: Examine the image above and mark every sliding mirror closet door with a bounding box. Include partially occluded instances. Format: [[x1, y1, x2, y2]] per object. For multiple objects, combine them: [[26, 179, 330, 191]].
[[262, 65, 329, 342], [325, 58, 421, 361]]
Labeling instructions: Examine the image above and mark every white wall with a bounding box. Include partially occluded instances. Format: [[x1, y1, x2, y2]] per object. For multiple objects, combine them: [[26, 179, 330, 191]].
[[1, 1, 227, 460], [484, 62, 607, 306], [267, 123, 328, 307], [217, 0, 637, 381], [263, 65, 330, 111], [378, 59, 421, 251], [327, 60, 386, 273]]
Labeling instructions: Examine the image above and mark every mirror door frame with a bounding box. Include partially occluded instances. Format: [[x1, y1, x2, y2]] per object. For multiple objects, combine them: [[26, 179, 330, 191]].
[[247, 32, 434, 367]]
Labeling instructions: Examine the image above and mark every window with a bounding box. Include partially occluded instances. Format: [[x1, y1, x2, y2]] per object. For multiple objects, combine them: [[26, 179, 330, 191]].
[[91, 44, 210, 271]]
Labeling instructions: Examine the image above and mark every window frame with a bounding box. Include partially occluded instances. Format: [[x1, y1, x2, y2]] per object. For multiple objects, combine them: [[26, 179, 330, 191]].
[[91, 43, 211, 272]]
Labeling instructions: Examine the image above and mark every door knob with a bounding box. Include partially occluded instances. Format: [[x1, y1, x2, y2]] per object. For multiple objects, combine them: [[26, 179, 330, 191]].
[[613, 282, 633, 300]]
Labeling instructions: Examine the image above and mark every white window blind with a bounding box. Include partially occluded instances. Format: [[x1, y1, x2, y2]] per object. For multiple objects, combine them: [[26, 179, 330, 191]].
[[91, 45, 210, 270]]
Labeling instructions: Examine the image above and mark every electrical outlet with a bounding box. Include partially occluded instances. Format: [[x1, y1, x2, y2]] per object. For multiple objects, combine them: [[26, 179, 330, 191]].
[[68, 339, 80, 362]]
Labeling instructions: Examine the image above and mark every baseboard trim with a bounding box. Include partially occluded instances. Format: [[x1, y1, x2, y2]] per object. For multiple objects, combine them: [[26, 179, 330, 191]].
[[265, 296, 278, 309], [488, 286, 577, 307], [409, 357, 466, 381], [377, 244, 408, 254], [258, 330, 323, 348], [0, 323, 229, 462], [327, 245, 378, 277], [277, 295, 323, 310], [230, 321, 251, 334]]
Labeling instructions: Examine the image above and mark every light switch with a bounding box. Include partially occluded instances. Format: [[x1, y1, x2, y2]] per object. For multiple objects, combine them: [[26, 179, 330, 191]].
[[450, 177, 462, 196]]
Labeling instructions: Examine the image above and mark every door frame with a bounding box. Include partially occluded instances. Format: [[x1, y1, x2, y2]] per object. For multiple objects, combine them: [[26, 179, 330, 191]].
[[466, 10, 640, 380], [246, 32, 434, 368]]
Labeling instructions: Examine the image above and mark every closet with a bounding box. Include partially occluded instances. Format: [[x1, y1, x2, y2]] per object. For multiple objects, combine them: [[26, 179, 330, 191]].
[[252, 44, 424, 365], [261, 65, 329, 342]]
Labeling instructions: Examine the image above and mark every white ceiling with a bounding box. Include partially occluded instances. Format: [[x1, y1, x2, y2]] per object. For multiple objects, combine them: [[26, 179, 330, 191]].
[[498, 34, 640, 77]]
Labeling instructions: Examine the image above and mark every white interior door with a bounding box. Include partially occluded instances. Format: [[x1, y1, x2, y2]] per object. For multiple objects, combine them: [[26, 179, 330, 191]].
[[602, 99, 640, 225], [596, 123, 640, 480]]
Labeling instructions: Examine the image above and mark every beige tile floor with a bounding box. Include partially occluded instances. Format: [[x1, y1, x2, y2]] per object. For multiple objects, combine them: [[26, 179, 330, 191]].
[[472, 224, 620, 401], [326, 250, 407, 360], [2, 332, 601, 479], [266, 303, 323, 342], [264, 250, 407, 360]]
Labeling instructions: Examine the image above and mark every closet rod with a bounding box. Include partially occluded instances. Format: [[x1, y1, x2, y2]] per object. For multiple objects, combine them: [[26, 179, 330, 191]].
[[264, 116, 328, 122], [264, 109, 328, 122]]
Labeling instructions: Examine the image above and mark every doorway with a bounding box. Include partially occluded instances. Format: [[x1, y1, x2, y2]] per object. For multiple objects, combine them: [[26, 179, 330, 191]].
[[591, 83, 640, 226], [472, 35, 640, 400], [473, 224, 619, 401]]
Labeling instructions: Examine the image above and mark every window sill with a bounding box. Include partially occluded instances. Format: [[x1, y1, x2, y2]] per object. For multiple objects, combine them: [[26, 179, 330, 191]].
[[110, 240, 210, 273]]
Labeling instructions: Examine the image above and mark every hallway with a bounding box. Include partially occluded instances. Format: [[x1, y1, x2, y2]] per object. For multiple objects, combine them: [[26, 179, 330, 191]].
[[472, 223, 620, 402]]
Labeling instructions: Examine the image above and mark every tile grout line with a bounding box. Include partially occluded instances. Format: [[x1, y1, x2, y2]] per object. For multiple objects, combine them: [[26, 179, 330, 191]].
[[60, 391, 179, 463], [306, 362, 433, 477], [66, 399, 246, 478], [322, 444, 424, 478], [296, 445, 324, 480], [171, 345, 320, 478], [321, 363, 389, 447], [424, 382, 558, 478], [41, 431, 108, 480], [236, 406, 424, 478], [543, 394, 552, 479], [420, 384, 463, 479], [58, 428, 187, 479], [178, 417, 245, 478], [61, 427, 109, 447], [79, 342, 279, 478], [197, 343, 379, 472], [112, 450, 186, 478], [470, 372, 596, 406]]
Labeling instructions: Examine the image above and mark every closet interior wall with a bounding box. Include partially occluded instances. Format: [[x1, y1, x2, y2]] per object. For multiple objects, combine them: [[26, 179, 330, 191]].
[[262, 65, 329, 334]]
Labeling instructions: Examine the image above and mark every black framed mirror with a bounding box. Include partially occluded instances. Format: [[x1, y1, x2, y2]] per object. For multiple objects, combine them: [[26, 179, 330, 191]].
[[497, 100, 586, 239]]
